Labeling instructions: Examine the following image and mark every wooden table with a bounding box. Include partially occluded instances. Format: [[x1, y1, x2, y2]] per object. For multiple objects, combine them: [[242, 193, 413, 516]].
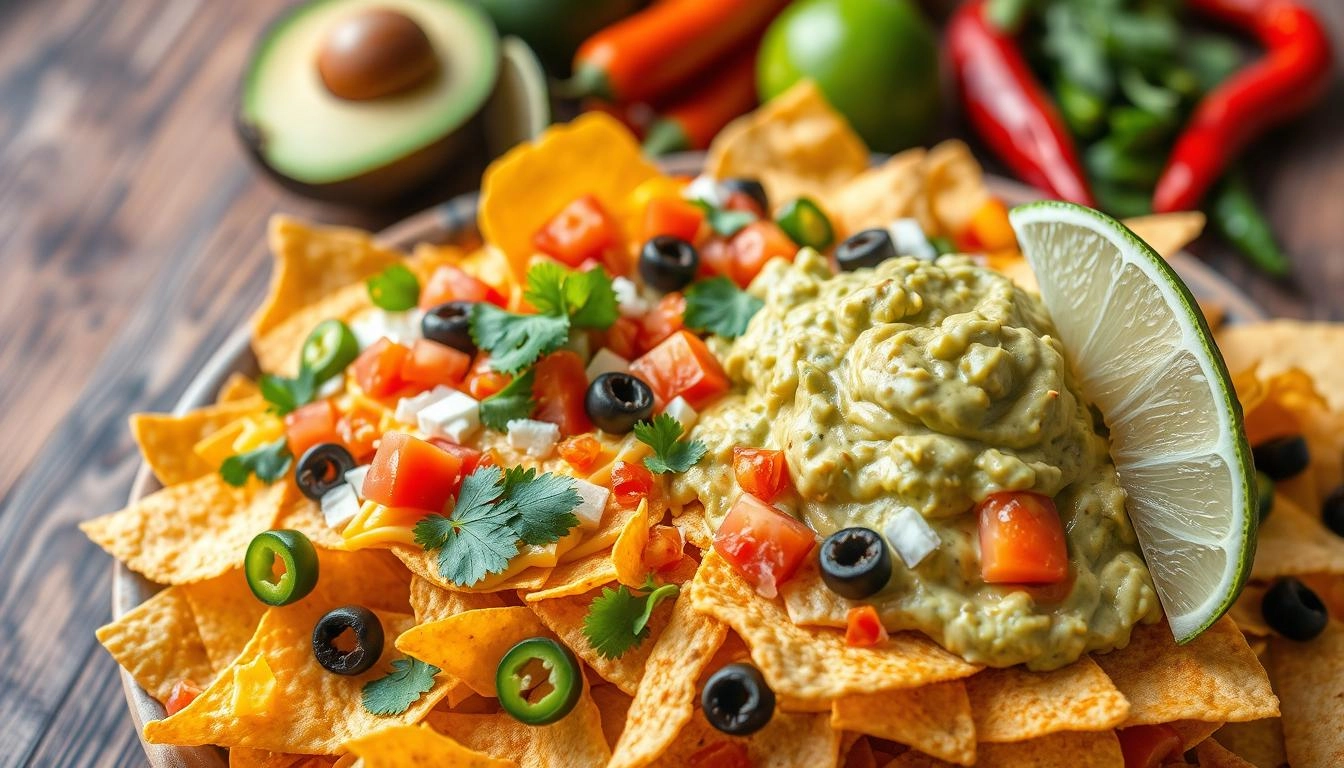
[[0, 0, 1338, 764]]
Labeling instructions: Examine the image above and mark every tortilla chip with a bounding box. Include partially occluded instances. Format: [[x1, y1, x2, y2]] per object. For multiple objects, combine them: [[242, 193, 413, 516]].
[[823, 149, 930, 236], [344, 724, 517, 768], [395, 606, 549, 698], [81, 473, 285, 584], [180, 570, 268, 672], [480, 112, 659, 280], [132, 398, 268, 487], [1214, 718, 1286, 768], [1094, 618, 1278, 726], [96, 586, 215, 702], [1171, 720, 1225, 751], [409, 575, 505, 624], [430, 680, 612, 768], [252, 216, 401, 341], [524, 549, 620, 602], [228, 748, 337, 768], [1254, 493, 1344, 580], [253, 281, 374, 377], [612, 499, 650, 588], [590, 685, 634, 749], [1122, 213, 1206, 260], [648, 707, 840, 768], [706, 80, 870, 208], [965, 656, 1128, 743], [608, 582, 727, 768], [145, 609, 448, 754], [392, 545, 551, 594], [670, 505, 712, 550], [1219, 321, 1344, 412], [924, 141, 990, 237], [973, 730, 1123, 768], [1194, 738, 1258, 768], [691, 552, 978, 700], [1229, 582, 1272, 636], [1270, 621, 1344, 767], [218, 373, 262, 405], [831, 681, 975, 765]]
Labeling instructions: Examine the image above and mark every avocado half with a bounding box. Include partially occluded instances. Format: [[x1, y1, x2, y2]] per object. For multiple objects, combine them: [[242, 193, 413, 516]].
[[237, 0, 500, 205]]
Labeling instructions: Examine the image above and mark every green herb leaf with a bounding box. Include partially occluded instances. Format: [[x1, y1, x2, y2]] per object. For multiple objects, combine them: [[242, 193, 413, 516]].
[[502, 467, 582, 546], [361, 657, 440, 716], [523, 262, 618, 330], [522, 261, 571, 316], [479, 369, 536, 432], [258, 367, 317, 416], [683, 277, 763, 339], [220, 438, 293, 487], [634, 413, 707, 474], [633, 583, 679, 635], [366, 264, 420, 311], [692, 199, 757, 237], [583, 585, 649, 659], [471, 304, 571, 374]]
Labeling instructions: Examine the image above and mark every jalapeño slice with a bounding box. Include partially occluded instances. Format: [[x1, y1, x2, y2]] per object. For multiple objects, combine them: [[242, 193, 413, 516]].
[[776, 197, 835, 251], [245, 529, 319, 606], [496, 637, 582, 725], [301, 319, 360, 383]]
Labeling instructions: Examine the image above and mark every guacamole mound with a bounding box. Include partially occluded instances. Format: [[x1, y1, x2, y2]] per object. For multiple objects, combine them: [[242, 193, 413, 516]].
[[671, 249, 1161, 669]]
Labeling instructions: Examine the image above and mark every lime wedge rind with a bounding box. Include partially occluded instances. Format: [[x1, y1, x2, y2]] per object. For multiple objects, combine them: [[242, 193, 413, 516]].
[[1008, 200, 1255, 644]]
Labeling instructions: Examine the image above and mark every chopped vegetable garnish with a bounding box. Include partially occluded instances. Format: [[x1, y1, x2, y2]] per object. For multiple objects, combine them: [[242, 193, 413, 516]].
[[582, 578, 680, 659], [479, 368, 535, 432], [470, 304, 571, 374], [524, 261, 619, 330], [300, 319, 360, 383], [731, 446, 788, 502], [976, 491, 1069, 585], [683, 276, 763, 339], [495, 638, 582, 725], [362, 432, 464, 513], [366, 264, 421, 311], [691, 199, 757, 237], [714, 493, 817, 599], [361, 657, 441, 716], [244, 529, 319, 606], [844, 605, 890, 648], [610, 460, 654, 507], [259, 367, 317, 417], [220, 437, 293, 487], [775, 197, 834, 250], [633, 413, 707, 474]]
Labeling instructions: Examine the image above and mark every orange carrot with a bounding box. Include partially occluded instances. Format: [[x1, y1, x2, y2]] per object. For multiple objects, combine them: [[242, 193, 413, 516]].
[[642, 47, 758, 155]]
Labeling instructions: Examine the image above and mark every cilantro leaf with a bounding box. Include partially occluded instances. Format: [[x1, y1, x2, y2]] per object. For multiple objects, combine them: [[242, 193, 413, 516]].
[[634, 414, 707, 474], [361, 656, 440, 715], [220, 438, 293, 486], [479, 369, 535, 432], [634, 583, 680, 635], [583, 585, 649, 659], [683, 277, 764, 339], [258, 367, 317, 416], [691, 199, 757, 237], [504, 469, 582, 546], [366, 264, 420, 311], [523, 261, 570, 316], [523, 262, 618, 330], [470, 304, 570, 374]]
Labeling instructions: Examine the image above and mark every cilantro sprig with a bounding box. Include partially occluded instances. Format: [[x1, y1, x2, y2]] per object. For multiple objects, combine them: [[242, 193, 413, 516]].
[[258, 367, 317, 417], [412, 465, 581, 586], [691, 199, 757, 237], [583, 577, 681, 659], [470, 263, 618, 374], [362, 656, 439, 715], [479, 368, 536, 432], [366, 264, 420, 311], [220, 437, 292, 487], [683, 277, 764, 339], [633, 414, 707, 474]]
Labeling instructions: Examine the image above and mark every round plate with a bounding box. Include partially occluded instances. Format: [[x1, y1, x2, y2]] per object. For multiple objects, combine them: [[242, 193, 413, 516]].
[[114, 156, 1264, 767]]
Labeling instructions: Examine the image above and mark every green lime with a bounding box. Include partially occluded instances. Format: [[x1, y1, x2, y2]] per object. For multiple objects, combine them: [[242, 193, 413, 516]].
[[1009, 201, 1256, 644], [757, 0, 940, 152]]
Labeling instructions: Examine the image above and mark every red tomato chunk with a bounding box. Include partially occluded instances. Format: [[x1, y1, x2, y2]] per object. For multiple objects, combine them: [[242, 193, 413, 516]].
[[732, 447, 789, 503], [976, 491, 1069, 585], [845, 605, 889, 648], [629, 330, 729, 410], [533, 194, 617, 267], [713, 493, 816, 598], [362, 432, 463, 513]]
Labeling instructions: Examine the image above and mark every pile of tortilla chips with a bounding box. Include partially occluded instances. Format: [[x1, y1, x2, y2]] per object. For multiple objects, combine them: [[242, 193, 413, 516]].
[[84, 82, 1342, 767]]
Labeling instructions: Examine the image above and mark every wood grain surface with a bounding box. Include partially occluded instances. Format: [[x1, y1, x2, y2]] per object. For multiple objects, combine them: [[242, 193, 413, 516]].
[[0, 0, 1338, 766]]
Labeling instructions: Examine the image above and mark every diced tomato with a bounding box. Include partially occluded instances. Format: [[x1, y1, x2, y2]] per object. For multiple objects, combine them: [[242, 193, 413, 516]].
[[284, 400, 339, 458], [698, 237, 734, 279], [713, 493, 817, 598], [688, 740, 751, 768], [845, 605, 890, 648], [605, 316, 641, 361], [164, 679, 202, 716], [723, 190, 766, 219], [644, 524, 685, 572], [638, 292, 686, 354], [351, 338, 410, 398], [732, 447, 789, 503], [533, 194, 617, 267], [629, 330, 730, 410], [362, 432, 464, 513], [399, 339, 471, 390], [977, 492, 1069, 585], [728, 221, 797, 287], [419, 264, 507, 309], [530, 351, 592, 436], [336, 402, 382, 462], [610, 460, 654, 507], [558, 434, 605, 474], [956, 198, 1016, 253], [1117, 724, 1183, 768], [642, 196, 705, 243], [427, 439, 483, 494], [466, 354, 511, 400]]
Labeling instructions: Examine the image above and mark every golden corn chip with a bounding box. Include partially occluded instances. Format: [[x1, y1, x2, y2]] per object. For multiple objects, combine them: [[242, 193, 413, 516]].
[[1270, 621, 1344, 767], [252, 215, 401, 341], [608, 582, 728, 768], [82, 473, 286, 584], [647, 707, 840, 768], [590, 685, 633, 749], [480, 112, 659, 279], [344, 724, 517, 768], [612, 499, 650, 588], [973, 730, 1123, 768], [254, 281, 372, 377], [1229, 582, 1271, 637], [393, 545, 551, 594], [1219, 321, 1344, 412], [272, 495, 346, 550], [1170, 720, 1226, 751], [562, 504, 640, 564], [430, 680, 612, 768], [1193, 738, 1258, 768], [96, 586, 215, 703], [692, 552, 978, 701], [1254, 493, 1344, 580], [181, 569, 268, 672], [1215, 718, 1286, 768], [428, 713, 533, 761], [923, 141, 989, 237], [409, 575, 505, 624], [964, 656, 1129, 743], [146, 607, 448, 754], [395, 606, 550, 698], [524, 549, 619, 603], [706, 81, 870, 208], [229, 748, 337, 768], [1122, 212, 1206, 260], [1094, 618, 1278, 727], [823, 149, 930, 236], [218, 373, 262, 405], [830, 681, 975, 766], [1235, 366, 1343, 509], [132, 398, 267, 487], [670, 505, 712, 551]]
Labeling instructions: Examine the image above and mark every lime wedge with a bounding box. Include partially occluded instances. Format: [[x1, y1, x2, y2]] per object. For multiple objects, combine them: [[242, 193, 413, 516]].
[[1009, 201, 1255, 643]]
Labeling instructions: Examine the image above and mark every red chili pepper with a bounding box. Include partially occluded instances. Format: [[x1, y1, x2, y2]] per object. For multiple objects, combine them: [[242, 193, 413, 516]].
[[641, 47, 759, 155], [1152, 0, 1332, 213], [946, 0, 1095, 207]]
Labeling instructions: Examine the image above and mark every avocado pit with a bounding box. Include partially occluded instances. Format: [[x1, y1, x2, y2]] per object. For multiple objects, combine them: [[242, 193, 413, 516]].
[[317, 8, 439, 101]]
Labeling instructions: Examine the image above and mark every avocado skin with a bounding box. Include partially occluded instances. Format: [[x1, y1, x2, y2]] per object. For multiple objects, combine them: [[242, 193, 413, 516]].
[[475, 0, 644, 77]]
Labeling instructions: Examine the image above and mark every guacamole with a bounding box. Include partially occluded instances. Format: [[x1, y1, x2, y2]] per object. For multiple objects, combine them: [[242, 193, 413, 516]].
[[670, 249, 1161, 669]]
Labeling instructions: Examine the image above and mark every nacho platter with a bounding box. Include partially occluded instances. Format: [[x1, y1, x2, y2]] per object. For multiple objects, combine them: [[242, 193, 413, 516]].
[[95, 84, 1343, 768]]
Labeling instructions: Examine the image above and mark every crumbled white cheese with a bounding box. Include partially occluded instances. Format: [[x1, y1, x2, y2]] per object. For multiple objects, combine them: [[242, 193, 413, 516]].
[[394, 385, 454, 425], [320, 483, 360, 530], [884, 505, 941, 568], [350, 308, 423, 349], [344, 465, 370, 500], [662, 396, 698, 430], [887, 218, 937, 261], [507, 418, 561, 458], [586, 348, 631, 382], [613, 276, 651, 317], [683, 174, 726, 207], [417, 390, 480, 443], [571, 479, 611, 530], [316, 374, 345, 399]]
